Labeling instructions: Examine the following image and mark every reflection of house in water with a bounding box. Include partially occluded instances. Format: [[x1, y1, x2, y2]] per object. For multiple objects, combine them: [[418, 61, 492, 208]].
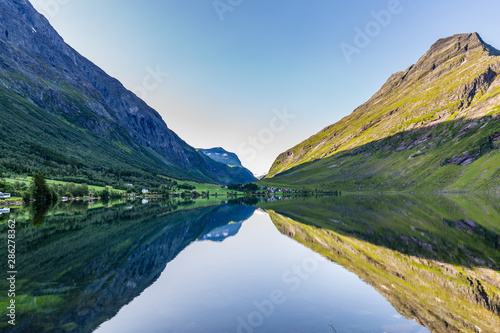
[[0, 207, 11, 215]]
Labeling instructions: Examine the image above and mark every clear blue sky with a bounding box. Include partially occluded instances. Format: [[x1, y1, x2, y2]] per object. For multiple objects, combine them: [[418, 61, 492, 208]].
[[30, 0, 500, 175]]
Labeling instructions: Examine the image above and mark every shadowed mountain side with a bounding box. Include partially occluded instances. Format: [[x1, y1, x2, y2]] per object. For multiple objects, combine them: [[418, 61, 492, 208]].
[[0, 0, 251, 185], [198, 148, 244, 167], [268, 210, 500, 333], [264, 115, 500, 192], [198, 147, 258, 183], [0, 202, 256, 333]]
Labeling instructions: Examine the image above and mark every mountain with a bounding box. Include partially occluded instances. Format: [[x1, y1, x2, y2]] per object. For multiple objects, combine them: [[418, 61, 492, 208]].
[[198, 147, 257, 183], [267, 33, 500, 191], [0, 0, 249, 185], [198, 147, 243, 166]]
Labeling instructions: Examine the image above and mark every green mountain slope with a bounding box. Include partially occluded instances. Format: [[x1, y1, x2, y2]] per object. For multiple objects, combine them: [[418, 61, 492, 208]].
[[0, 84, 192, 186], [0, 0, 249, 185], [267, 33, 500, 191]]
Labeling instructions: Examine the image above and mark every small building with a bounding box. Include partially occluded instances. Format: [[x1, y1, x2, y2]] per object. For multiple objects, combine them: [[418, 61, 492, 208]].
[[0, 192, 11, 199], [0, 207, 10, 214], [142, 189, 149, 194]]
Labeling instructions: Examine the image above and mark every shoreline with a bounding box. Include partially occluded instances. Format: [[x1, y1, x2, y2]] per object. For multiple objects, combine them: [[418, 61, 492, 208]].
[[0, 200, 24, 207]]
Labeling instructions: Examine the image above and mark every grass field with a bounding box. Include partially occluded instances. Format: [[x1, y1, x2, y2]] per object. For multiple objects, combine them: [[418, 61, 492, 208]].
[[3, 176, 246, 197], [4, 176, 126, 194]]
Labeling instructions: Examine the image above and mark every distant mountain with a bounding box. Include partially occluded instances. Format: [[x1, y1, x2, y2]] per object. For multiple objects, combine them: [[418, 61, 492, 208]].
[[199, 147, 257, 183], [0, 0, 250, 185], [267, 33, 500, 192], [255, 174, 267, 181], [198, 147, 243, 166]]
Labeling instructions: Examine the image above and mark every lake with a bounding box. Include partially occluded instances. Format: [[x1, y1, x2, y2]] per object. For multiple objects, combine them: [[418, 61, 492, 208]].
[[0, 194, 499, 332]]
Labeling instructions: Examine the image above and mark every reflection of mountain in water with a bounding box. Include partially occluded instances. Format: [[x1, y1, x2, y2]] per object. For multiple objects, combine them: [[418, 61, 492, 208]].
[[262, 195, 500, 333], [0, 201, 255, 333], [199, 222, 243, 242], [199, 205, 253, 242]]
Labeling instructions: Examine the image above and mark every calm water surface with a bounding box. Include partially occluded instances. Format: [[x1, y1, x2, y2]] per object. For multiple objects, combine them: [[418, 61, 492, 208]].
[[95, 209, 425, 333], [0, 194, 498, 332]]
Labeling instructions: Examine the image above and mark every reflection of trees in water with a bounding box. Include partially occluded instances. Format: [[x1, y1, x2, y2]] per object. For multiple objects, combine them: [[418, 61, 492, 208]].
[[59, 201, 89, 216], [228, 197, 259, 205], [29, 202, 51, 226], [262, 195, 500, 269], [5, 201, 256, 332], [265, 194, 500, 333], [28, 201, 93, 226]]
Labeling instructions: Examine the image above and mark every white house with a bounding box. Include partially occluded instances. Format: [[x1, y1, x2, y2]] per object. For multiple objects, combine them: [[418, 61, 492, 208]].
[[142, 189, 149, 194], [0, 207, 10, 214], [0, 192, 11, 199]]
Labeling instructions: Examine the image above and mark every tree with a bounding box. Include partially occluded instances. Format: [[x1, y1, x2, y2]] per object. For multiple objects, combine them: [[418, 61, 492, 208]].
[[0, 179, 12, 192], [100, 188, 110, 198], [31, 172, 51, 201]]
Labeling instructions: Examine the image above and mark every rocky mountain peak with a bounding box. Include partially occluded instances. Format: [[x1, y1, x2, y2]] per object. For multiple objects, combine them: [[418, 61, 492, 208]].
[[428, 33, 488, 55], [374, 33, 500, 101], [0, 0, 73, 59], [414, 33, 498, 69]]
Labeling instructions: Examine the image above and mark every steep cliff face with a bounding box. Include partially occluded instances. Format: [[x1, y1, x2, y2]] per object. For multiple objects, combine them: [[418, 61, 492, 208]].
[[0, 0, 246, 185], [267, 33, 500, 191]]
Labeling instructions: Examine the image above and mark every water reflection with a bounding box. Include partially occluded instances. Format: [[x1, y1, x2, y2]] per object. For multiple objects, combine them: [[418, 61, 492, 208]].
[[95, 209, 426, 333], [260, 194, 500, 332], [0, 199, 255, 332], [0, 194, 498, 333]]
